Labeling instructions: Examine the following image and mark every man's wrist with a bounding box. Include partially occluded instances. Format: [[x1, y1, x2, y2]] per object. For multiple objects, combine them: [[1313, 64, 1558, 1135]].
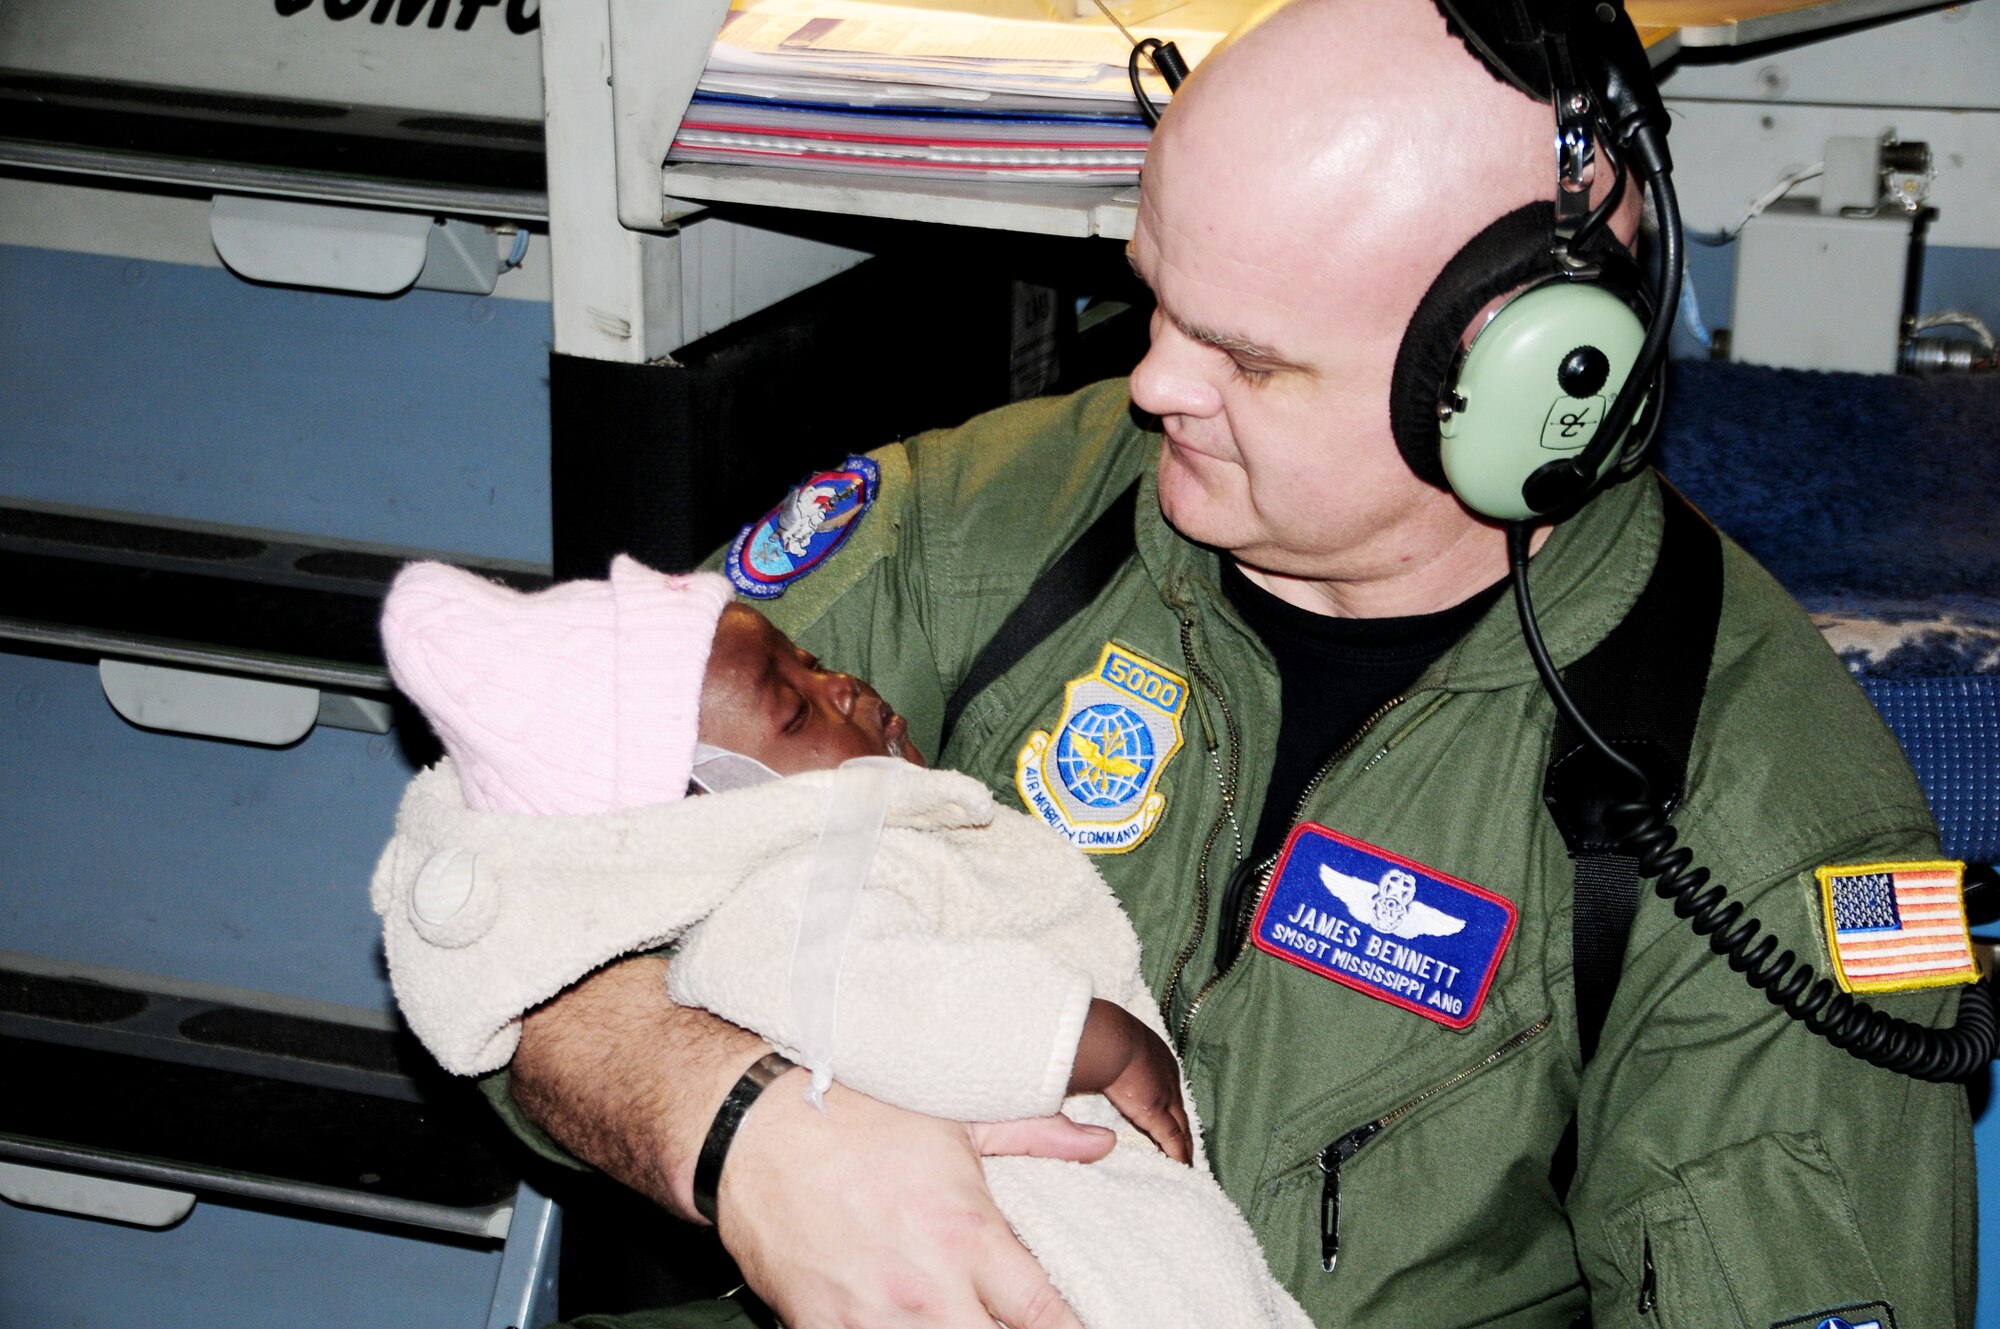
[[692, 1050, 799, 1225]]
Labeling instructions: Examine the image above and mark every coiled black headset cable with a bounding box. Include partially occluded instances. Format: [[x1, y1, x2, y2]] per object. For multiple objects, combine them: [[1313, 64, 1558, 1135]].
[[1506, 522, 1998, 1082], [1126, 38, 1190, 128]]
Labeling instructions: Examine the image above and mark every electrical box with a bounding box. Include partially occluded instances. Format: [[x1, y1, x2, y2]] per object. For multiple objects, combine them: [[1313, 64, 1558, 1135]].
[[1730, 200, 1912, 374]]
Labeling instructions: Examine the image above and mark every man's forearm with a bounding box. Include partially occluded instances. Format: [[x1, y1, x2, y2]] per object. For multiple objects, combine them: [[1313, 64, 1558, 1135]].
[[510, 954, 762, 1221]]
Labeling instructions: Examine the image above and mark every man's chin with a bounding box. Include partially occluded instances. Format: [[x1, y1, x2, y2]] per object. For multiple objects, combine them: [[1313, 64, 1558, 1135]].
[[1155, 463, 1246, 552]]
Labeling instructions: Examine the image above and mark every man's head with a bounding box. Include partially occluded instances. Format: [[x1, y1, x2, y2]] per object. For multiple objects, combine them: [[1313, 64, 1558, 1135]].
[[1126, 0, 1636, 606]]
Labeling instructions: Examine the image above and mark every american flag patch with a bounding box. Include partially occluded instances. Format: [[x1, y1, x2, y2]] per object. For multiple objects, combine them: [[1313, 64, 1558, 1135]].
[[1816, 860, 1979, 995]]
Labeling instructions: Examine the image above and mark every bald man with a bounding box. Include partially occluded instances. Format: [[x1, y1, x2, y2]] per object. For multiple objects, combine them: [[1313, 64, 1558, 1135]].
[[495, 3, 1974, 1326]]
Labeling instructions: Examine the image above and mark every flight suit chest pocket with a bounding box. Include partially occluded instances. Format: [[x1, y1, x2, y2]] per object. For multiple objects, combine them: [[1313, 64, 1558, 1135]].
[[1245, 1015, 1578, 1327]]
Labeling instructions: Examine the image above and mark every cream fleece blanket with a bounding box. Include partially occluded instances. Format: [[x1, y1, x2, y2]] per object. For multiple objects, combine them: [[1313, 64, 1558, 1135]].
[[372, 760, 1311, 1329]]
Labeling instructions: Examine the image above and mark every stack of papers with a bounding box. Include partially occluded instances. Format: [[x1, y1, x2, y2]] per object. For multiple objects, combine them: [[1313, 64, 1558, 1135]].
[[672, 95, 1153, 182], [671, 0, 1230, 184]]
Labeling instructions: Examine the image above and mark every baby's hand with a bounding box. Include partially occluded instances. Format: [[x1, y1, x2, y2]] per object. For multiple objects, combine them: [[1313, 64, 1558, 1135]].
[[1068, 998, 1193, 1164]]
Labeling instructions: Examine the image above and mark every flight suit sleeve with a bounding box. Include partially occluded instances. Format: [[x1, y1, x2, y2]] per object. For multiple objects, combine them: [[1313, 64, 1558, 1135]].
[[1568, 823, 1977, 1329], [477, 1071, 588, 1171], [725, 440, 956, 761], [705, 378, 1150, 763]]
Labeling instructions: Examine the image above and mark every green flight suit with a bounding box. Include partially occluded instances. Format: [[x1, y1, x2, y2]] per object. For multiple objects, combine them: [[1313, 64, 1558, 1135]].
[[504, 379, 1975, 1328]]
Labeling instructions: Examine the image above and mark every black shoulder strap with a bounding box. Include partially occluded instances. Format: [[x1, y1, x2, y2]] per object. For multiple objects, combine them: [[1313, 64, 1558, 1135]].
[[940, 478, 1143, 745], [1544, 485, 1724, 1064], [1544, 484, 1723, 1205]]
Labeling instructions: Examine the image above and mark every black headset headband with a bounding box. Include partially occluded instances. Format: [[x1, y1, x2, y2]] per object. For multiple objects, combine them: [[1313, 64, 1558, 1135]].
[[1393, 0, 1681, 516], [1435, 1, 1670, 175], [1433, 0, 1569, 99]]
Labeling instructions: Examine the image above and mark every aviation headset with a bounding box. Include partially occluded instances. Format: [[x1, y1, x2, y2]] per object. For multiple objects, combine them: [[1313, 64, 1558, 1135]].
[[1410, 1, 1992, 1080], [1391, 0, 1681, 523], [1117, 0, 1995, 1080]]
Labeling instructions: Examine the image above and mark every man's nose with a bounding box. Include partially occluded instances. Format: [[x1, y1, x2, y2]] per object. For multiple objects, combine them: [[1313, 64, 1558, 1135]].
[[1129, 314, 1224, 419]]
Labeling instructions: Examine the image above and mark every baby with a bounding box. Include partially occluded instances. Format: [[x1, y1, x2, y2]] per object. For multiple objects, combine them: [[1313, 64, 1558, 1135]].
[[372, 555, 1311, 1329], [682, 579, 1193, 1160]]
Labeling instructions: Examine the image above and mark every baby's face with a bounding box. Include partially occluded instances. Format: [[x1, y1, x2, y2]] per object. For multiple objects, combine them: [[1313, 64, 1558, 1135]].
[[698, 604, 925, 775]]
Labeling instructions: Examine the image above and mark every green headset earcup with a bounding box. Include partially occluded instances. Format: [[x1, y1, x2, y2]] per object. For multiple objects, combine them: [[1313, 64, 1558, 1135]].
[[1391, 203, 1554, 492], [1390, 201, 1654, 521], [1439, 281, 1648, 522]]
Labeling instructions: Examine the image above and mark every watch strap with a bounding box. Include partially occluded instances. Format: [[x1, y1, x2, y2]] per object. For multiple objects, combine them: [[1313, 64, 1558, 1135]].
[[692, 1051, 797, 1224]]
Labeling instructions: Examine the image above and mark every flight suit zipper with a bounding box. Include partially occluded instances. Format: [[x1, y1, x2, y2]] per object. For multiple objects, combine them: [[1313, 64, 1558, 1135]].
[[1314, 1018, 1551, 1272], [1176, 692, 1453, 1053], [1158, 614, 1243, 1023], [1636, 1235, 1657, 1314], [1214, 696, 1414, 969]]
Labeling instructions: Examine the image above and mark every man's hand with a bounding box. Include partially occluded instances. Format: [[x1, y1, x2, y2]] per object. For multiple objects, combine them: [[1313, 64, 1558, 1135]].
[[720, 1074, 1110, 1329], [1068, 998, 1194, 1163]]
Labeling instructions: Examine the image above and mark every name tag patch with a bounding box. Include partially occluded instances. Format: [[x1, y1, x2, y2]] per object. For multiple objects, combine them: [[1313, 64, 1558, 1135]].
[[1252, 825, 1517, 1029], [727, 455, 880, 600]]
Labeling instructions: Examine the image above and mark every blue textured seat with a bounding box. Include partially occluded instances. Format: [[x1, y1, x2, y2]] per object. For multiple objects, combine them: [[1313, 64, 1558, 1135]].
[[1655, 360, 2000, 865]]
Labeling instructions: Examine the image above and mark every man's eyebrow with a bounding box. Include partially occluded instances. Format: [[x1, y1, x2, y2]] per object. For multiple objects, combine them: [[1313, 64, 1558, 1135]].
[[1180, 319, 1283, 362], [1180, 313, 1315, 375], [1125, 242, 1313, 374]]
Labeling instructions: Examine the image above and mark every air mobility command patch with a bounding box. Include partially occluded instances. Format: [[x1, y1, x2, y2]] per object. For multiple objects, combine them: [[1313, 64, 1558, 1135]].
[[728, 456, 880, 600], [1816, 860, 1978, 995], [1252, 825, 1517, 1029], [1015, 643, 1186, 854]]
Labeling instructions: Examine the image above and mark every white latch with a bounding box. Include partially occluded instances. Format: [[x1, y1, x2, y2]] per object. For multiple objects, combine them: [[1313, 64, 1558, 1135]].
[[0, 1161, 196, 1229], [210, 195, 499, 296]]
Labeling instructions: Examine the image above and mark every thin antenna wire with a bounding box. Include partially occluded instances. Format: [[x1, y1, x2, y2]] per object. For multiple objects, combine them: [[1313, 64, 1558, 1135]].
[[1086, 0, 1142, 48]]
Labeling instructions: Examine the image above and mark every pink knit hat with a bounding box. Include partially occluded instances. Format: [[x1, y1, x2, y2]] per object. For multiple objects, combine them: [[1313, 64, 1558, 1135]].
[[381, 555, 735, 816]]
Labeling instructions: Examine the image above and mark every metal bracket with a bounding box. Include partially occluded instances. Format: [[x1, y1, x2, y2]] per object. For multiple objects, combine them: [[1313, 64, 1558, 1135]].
[[605, 0, 733, 233]]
